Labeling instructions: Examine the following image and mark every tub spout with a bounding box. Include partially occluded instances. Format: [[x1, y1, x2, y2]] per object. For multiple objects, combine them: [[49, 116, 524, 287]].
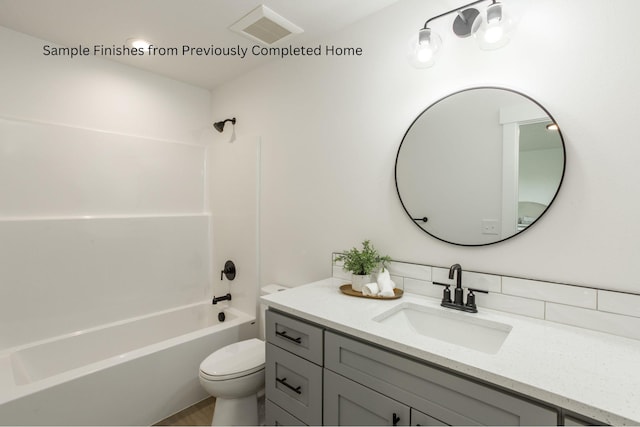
[[212, 293, 232, 305]]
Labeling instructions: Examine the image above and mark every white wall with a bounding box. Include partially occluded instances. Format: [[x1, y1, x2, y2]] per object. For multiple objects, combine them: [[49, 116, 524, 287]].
[[208, 135, 260, 319], [0, 26, 213, 349], [211, 0, 640, 294]]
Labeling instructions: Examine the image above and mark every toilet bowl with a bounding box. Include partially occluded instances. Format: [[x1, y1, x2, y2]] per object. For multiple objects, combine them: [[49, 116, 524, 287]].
[[199, 338, 265, 426], [199, 284, 288, 425]]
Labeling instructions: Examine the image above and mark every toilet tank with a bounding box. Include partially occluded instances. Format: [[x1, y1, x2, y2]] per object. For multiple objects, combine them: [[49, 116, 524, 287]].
[[259, 284, 288, 340]]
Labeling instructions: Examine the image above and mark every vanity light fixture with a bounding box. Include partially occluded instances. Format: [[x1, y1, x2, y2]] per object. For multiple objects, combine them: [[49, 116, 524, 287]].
[[409, 0, 513, 68]]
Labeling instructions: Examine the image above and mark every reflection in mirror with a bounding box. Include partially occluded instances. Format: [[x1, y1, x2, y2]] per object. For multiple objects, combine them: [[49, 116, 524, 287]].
[[395, 87, 565, 246], [517, 122, 564, 231]]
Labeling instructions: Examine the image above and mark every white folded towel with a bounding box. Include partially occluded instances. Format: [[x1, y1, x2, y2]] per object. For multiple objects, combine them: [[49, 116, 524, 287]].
[[377, 268, 391, 284], [361, 282, 379, 296], [377, 268, 396, 297]]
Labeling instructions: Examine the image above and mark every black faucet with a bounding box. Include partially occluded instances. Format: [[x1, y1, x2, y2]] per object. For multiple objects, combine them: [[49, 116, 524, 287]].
[[449, 263, 463, 305], [433, 263, 488, 313], [212, 293, 232, 305]]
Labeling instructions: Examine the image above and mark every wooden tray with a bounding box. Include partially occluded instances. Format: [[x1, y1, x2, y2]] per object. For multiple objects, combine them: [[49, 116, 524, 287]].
[[340, 284, 403, 300]]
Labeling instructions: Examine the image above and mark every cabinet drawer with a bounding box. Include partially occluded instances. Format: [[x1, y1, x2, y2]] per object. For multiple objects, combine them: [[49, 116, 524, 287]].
[[266, 310, 323, 365], [266, 343, 322, 426], [563, 413, 605, 426], [564, 416, 590, 426], [265, 399, 306, 426], [325, 331, 557, 426], [324, 368, 410, 426], [411, 408, 448, 426]]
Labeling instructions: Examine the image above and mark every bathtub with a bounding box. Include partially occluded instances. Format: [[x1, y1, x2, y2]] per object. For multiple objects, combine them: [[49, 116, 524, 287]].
[[0, 302, 256, 425]]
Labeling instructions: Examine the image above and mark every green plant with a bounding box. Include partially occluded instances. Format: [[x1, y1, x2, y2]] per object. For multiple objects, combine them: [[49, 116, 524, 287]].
[[335, 240, 391, 275]]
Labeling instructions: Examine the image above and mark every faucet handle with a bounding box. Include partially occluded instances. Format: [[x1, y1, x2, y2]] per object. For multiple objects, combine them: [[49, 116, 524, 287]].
[[433, 281, 451, 287], [465, 288, 488, 310], [433, 282, 452, 304]]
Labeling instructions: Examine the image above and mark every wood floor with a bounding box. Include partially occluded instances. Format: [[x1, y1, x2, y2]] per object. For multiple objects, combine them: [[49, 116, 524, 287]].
[[155, 397, 215, 426]]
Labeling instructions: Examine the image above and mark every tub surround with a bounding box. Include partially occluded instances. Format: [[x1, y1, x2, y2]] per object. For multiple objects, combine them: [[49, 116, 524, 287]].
[[261, 278, 640, 425]]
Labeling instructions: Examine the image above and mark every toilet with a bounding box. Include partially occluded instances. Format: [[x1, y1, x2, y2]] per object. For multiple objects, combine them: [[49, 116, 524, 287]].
[[199, 284, 288, 426]]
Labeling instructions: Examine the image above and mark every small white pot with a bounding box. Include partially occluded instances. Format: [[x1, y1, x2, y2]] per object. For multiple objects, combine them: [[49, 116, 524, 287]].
[[351, 274, 372, 292]]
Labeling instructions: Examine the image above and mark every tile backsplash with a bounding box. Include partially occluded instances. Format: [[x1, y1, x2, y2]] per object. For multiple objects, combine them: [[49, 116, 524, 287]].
[[332, 254, 640, 342]]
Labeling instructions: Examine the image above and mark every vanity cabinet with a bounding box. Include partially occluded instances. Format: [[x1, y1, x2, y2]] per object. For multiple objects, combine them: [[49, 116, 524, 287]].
[[411, 408, 448, 426], [324, 368, 410, 425], [265, 399, 306, 426], [562, 413, 603, 426], [265, 309, 605, 426], [324, 331, 557, 426], [265, 310, 323, 426]]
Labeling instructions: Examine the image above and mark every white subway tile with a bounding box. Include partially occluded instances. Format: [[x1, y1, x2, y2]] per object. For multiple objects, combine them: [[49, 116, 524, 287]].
[[390, 275, 404, 291], [403, 278, 442, 299], [431, 268, 450, 284], [546, 303, 640, 341], [432, 267, 501, 293], [598, 290, 640, 318], [475, 292, 545, 319], [332, 265, 350, 281], [387, 261, 432, 281], [503, 277, 596, 309]]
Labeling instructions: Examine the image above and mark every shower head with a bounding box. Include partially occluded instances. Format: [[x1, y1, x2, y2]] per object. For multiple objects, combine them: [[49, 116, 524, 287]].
[[213, 117, 236, 133]]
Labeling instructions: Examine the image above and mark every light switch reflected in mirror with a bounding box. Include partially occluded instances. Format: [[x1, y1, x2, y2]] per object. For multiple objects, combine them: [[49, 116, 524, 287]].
[[395, 87, 566, 246]]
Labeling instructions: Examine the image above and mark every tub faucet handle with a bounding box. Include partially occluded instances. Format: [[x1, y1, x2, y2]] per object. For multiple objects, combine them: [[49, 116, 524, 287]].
[[220, 260, 236, 281]]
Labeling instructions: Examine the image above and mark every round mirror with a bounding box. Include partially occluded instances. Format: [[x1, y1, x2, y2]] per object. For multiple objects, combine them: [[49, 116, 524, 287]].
[[395, 87, 566, 246]]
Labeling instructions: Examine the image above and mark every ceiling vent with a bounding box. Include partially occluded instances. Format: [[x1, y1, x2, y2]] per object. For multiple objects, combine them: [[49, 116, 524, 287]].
[[230, 5, 303, 45]]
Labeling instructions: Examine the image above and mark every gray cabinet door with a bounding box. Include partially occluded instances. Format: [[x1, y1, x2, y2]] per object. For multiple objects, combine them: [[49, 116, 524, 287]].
[[324, 369, 410, 426], [325, 331, 557, 426], [266, 343, 323, 425], [563, 413, 605, 426], [564, 416, 590, 426], [411, 408, 448, 426], [265, 399, 307, 426]]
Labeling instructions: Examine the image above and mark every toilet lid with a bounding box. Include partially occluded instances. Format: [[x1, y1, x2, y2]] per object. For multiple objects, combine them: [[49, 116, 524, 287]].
[[200, 338, 265, 380]]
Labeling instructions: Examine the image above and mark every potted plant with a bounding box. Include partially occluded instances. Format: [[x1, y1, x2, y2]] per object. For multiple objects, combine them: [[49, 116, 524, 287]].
[[335, 240, 391, 292]]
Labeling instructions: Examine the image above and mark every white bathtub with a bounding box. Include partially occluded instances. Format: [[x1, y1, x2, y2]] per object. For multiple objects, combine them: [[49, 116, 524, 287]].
[[0, 302, 256, 425]]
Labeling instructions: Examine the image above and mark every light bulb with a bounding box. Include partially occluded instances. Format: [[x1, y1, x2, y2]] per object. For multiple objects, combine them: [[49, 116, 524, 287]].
[[408, 28, 442, 68], [417, 44, 435, 62], [483, 25, 504, 44], [474, 2, 512, 50]]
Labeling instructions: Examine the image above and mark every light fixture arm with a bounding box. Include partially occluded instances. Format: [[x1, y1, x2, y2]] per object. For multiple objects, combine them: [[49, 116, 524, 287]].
[[421, 0, 495, 30]]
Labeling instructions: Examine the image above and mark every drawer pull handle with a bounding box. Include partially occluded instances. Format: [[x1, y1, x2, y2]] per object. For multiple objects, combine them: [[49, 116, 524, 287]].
[[392, 413, 400, 426], [275, 330, 302, 344], [276, 377, 302, 394]]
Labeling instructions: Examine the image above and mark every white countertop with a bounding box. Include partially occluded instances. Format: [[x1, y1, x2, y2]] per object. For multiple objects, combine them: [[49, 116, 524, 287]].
[[261, 278, 640, 425]]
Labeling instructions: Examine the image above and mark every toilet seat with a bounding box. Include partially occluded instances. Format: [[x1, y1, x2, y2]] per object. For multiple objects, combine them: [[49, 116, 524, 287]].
[[199, 338, 265, 381]]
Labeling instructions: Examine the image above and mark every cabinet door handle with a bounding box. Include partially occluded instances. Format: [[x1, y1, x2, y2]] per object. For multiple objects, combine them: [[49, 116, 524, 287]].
[[392, 412, 400, 426], [275, 330, 302, 344], [276, 377, 302, 394]]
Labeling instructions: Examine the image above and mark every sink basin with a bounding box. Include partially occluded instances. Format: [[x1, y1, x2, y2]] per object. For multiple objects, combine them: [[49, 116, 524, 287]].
[[373, 302, 512, 354]]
